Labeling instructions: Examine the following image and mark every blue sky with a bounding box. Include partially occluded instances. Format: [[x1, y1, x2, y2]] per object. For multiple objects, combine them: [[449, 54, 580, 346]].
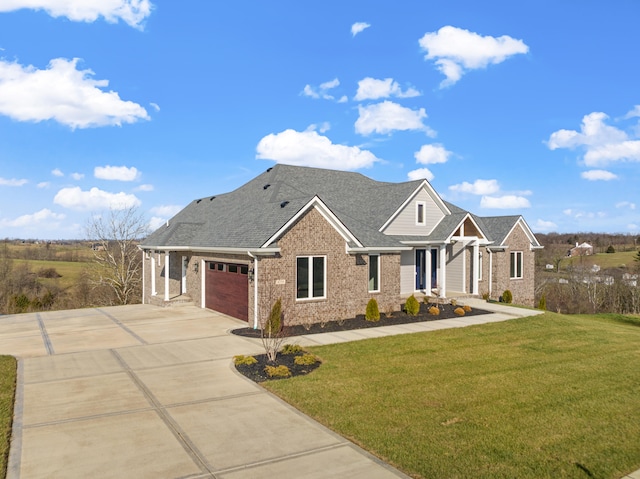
[[1, 1, 639, 239]]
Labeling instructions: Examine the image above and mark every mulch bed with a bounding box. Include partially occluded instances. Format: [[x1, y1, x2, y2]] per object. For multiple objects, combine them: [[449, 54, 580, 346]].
[[231, 302, 491, 339], [233, 302, 490, 382], [235, 350, 321, 383]]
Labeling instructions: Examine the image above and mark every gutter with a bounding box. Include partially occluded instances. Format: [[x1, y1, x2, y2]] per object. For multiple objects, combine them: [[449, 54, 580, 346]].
[[139, 245, 280, 256]]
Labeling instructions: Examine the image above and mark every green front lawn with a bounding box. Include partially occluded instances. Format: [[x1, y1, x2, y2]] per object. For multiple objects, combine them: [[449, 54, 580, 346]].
[[265, 313, 640, 479], [0, 356, 16, 479]]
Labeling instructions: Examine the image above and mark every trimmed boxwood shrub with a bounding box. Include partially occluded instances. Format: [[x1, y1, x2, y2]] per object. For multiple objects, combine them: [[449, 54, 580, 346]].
[[428, 306, 440, 316], [463, 305, 472, 312], [502, 290, 513, 304], [264, 365, 291, 378], [365, 298, 380, 322], [281, 344, 303, 355], [294, 354, 318, 366], [404, 294, 420, 316], [233, 355, 258, 366], [454, 307, 465, 316]]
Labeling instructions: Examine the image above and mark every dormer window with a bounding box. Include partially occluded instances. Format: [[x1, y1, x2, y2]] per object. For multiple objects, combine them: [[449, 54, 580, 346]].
[[416, 201, 426, 225]]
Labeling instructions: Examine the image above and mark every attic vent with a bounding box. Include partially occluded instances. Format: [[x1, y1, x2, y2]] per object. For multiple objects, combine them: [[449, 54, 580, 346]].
[[280, 201, 289, 208], [210, 196, 216, 201], [196, 199, 202, 204], [263, 184, 270, 190], [267, 167, 273, 172]]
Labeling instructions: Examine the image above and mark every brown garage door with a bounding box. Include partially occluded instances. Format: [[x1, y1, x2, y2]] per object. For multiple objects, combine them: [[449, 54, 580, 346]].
[[205, 262, 249, 321]]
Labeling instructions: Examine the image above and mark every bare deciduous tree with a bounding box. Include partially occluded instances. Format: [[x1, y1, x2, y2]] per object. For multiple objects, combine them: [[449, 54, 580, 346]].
[[86, 206, 149, 305]]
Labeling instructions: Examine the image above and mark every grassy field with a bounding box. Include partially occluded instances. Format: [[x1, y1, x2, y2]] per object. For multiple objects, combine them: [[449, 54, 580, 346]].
[[560, 250, 638, 270], [0, 356, 17, 479], [14, 259, 90, 289], [265, 313, 640, 479]]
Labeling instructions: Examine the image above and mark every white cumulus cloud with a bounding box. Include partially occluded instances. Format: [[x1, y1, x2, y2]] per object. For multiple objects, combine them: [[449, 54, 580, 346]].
[[581, 169, 617, 181], [418, 26, 529, 88], [407, 168, 434, 182], [351, 22, 370, 37], [54, 186, 141, 210], [256, 128, 380, 170], [1, 208, 65, 228], [414, 144, 451, 164], [354, 77, 420, 101], [135, 184, 154, 192], [0, 0, 153, 29], [480, 195, 530, 209], [547, 111, 640, 167], [302, 78, 342, 101], [150, 205, 182, 217], [449, 179, 500, 195], [616, 201, 636, 210], [355, 100, 433, 136], [0, 57, 149, 129], [94, 165, 140, 181], [534, 219, 557, 232], [51, 168, 64, 177], [0, 177, 27, 186], [71, 172, 85, 180]]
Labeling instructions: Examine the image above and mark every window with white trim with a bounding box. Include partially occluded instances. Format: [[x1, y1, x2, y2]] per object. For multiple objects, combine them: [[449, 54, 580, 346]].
[[296, 256, 326, 299], [368, 254, 380, 292], [510, 251, 523, 279], [416, 201, 426, 225]]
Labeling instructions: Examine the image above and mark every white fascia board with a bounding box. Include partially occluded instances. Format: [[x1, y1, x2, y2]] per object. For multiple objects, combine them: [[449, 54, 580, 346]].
[[139, 246, 280, 255], [503, 217, 541, 248], [260, 196, 363, 248], [379, 180, 451, 233]]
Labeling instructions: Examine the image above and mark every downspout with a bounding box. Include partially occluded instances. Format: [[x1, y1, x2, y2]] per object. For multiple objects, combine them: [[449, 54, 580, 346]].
[[248, 251, 259, 330], [488, 250, 493, 298], [141, 249, 146, 304]]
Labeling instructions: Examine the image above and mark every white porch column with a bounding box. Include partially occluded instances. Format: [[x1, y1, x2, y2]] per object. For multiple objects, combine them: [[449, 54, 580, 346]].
[[151, 254, 156, 296], [439, 245, 447, 298], [426, 248, 432, 292], [472, 242, 479, 295], [164, 251, 170, 301]]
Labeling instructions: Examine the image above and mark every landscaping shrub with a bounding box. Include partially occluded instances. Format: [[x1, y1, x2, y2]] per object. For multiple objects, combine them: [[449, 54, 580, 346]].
[[428, 306, 440, 316], [264, 365, 291, 378], [463, 305, 472, 312], [281, 344, 303, 355], [454, 307, 465, 316], [294, 354, 318, 366], [384, 303, 395, 318], [450, 298, 457, 306], [404, 294, 420, 316], [265, 298, 282, 336], [37, 267, 62, 278], [538, 295, 547, 311], [365, 298, 380, 322], [606, 245, 616, 253], [502, 290, 513, 304], [233, 355, 258, 366]]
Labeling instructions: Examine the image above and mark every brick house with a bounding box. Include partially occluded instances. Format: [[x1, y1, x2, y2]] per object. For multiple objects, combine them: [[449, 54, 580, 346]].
[[140, 164, 542, 328]]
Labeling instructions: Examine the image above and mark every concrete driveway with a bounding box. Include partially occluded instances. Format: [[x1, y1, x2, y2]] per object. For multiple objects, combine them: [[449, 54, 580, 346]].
[[0, 304, 408, 479]]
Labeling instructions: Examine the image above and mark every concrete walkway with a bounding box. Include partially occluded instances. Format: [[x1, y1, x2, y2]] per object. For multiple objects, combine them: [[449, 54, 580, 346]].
[[1, 300, 631, 478]]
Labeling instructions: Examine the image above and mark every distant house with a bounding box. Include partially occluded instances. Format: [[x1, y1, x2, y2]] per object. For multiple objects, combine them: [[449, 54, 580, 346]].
[[569, 242, 593, 257], [140, 164, 542, 327]]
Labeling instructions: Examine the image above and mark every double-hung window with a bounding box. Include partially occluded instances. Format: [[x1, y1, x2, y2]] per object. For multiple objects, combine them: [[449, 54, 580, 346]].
[[368, 254, 380, 292], [510, 251, 523, 279], [296, 256, 326, 299]]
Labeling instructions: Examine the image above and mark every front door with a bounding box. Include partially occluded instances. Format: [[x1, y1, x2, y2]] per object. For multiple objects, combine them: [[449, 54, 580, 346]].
[[415, 249, 427, 290], [431, 248, 438, 289]]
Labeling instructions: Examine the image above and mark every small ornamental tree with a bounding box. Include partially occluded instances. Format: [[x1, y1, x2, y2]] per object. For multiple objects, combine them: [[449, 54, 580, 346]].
[[404, 294, 420, 316], [261, 298, 285, 363], [365, 298, 380, 321]]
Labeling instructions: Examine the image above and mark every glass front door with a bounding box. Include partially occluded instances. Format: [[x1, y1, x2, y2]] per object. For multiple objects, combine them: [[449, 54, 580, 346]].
[[415, 249, 426, 290]]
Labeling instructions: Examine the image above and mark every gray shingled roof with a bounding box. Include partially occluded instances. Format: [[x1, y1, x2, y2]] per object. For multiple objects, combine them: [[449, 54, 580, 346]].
[[141, 164, 537, 250]]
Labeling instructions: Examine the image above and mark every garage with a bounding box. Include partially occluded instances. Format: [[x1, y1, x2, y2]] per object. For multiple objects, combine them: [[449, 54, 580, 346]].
[[205, 261, 249, 321]]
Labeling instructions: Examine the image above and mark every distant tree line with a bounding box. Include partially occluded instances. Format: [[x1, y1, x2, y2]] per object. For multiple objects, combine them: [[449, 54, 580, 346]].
[[535, 232, 640, 314], [1, 207, 148, 315]]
